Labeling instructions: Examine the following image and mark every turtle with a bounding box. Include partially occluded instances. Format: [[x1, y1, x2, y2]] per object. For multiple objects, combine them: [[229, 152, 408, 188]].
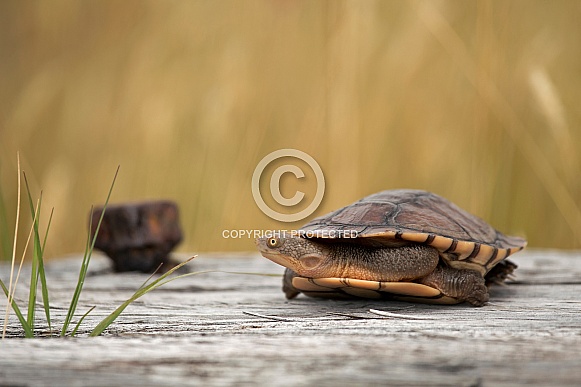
[[256, 189, 526, 306]]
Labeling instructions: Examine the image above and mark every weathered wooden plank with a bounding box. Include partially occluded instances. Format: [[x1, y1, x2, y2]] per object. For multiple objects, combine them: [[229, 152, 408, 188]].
[[0, 249, 580, 386]]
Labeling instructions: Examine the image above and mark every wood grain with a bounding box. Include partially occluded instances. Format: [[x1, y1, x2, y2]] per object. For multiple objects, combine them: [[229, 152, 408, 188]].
[[1, 249, 580, 386]]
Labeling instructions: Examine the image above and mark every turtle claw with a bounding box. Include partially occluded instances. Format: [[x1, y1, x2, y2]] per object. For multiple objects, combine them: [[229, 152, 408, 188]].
[[465, 279, 490, 307], [485, 259, 518, 287]]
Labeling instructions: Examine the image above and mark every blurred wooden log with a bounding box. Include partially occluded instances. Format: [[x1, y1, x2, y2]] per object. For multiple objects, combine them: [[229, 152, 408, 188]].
[[0, 249, 580, 386], [91, 200, 183, 273]]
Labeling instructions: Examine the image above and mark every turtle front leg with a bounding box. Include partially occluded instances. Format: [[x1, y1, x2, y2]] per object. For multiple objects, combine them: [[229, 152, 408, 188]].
[[420, 265, 489, 306], [283, 268, 301, 299]]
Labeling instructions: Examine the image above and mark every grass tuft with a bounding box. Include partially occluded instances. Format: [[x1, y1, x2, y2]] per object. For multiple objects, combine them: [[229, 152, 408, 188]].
[[1, 161, 198, 338]]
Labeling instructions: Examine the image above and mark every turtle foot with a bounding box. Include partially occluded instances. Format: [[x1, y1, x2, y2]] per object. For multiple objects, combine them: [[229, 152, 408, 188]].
[[283, 269, 301, 299], [485, 259, 518, 287], [421, 266, 489, 307]]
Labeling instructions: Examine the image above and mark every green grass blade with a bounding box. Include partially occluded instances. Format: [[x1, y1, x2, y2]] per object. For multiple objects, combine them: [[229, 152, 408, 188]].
[[60, 214, 92, 336], [61, 166, 119, 336], [70, 306, 95, 337], [37, 208, 54, 332], [89, 256, 196, 337], [134, 263, 164, 292], [0, 278, 33, 337], [23, 175, 42, 330]]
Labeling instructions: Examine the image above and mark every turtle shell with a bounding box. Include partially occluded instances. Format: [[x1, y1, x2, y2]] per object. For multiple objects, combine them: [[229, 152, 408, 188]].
[[299, 189, 526, 276]]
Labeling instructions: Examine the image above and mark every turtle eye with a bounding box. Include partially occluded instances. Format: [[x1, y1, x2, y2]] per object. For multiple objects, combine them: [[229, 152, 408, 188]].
[[268, 237, 279, 247]]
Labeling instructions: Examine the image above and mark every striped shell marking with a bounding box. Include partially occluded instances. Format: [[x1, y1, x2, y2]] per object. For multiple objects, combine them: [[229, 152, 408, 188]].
[[300, 190, 526, 274], [292, 277, 459, 305]]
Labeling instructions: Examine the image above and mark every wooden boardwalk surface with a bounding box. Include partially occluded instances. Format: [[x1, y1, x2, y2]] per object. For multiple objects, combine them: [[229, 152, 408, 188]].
[[1, 249, 580, 386]]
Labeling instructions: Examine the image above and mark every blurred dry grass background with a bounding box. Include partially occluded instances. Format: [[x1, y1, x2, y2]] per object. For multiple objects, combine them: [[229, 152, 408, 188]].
[[1, 0, 580, 259]]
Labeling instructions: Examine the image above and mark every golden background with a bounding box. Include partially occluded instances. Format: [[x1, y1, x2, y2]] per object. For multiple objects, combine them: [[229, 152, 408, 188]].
[[1, 1, 580, 259]]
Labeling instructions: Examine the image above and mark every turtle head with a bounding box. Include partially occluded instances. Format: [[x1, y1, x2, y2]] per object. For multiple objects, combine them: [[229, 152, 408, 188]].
[[256, 236, 336, 278]]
